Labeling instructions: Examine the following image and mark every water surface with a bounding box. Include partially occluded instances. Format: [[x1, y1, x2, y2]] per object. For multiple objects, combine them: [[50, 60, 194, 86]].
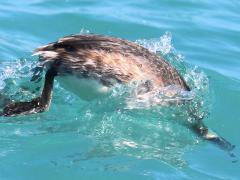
[[0, 0, 240, 179]]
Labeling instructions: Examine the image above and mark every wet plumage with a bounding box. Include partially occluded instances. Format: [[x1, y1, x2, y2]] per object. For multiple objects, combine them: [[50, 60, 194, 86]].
[[35, 34, 190, 90]]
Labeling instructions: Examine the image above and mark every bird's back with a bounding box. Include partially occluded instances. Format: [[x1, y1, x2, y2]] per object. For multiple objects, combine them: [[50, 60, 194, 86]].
[[35, 34, 190, 90]]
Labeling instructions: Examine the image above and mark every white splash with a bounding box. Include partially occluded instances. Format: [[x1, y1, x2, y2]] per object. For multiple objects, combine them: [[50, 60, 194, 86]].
[[0, 59, 35, 90], [126, 85, 194, 109], [136, 32, 173, 55], [79, 28, 90, 34]]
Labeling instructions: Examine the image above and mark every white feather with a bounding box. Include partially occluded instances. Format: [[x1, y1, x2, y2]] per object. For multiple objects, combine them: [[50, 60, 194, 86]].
[[56, 75, 110, 101]]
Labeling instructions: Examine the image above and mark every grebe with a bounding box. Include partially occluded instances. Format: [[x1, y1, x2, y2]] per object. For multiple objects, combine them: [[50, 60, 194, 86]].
[[0, 34, 235, 153]]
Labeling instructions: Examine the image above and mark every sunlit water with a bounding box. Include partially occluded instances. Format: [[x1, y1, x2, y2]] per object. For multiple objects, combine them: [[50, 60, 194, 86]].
[[0, 1, 240, 179]]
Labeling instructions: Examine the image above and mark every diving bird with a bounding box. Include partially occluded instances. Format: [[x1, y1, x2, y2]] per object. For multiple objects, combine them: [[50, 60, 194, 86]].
[[0, 34, 235, 153]]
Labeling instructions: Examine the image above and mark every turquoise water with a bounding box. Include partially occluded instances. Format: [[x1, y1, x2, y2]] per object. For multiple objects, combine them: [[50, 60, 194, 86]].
[[0, 0, 240, 179]]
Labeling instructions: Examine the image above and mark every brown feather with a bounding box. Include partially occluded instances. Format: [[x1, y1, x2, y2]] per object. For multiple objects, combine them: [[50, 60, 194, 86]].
[[34, 34, 190, 90]]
